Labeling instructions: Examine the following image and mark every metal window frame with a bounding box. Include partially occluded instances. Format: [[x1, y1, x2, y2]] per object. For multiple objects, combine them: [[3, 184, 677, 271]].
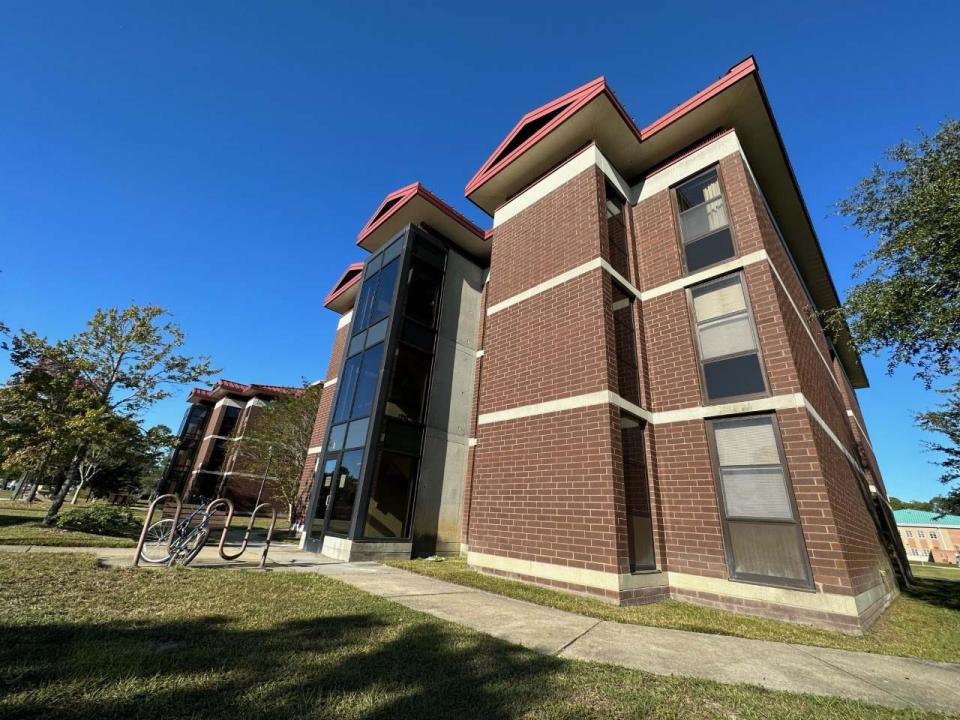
[[705, 412, 815, 591], [670, 164, 740, 276], [686, 270, 771, 405]]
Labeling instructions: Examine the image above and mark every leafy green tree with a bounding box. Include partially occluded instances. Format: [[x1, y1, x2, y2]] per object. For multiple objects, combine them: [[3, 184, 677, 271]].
[[830, 119, 960, 508], [39, 305, 215, 523], [232, 384, 320, 522], [0, 333, 96, 501]]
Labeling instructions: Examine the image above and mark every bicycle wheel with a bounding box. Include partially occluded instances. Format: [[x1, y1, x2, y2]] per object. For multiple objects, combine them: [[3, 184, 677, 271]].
[[139, 519, 175, 564], [169, 528, 209, 567]]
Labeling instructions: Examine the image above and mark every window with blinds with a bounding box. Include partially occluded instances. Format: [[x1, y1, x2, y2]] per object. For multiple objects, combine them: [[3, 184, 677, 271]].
[[691, 273, 767, 401], [710, 415, 812, 588], [675, 168, 736, 273]]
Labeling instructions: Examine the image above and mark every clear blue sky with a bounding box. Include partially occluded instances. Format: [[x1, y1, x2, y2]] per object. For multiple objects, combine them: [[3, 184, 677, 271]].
[[1, 2, 956, 501]]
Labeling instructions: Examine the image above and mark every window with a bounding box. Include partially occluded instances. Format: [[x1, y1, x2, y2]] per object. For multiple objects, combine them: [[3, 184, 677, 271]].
[[332, 354, 362, 425], [218, 405, 241, 438], [349, 343, 385, 420], [605, 182, 630, 279], [621, 412, 654, 571], [930, 531, 938, 539], [690, 274, 766, 401], [385, 345, 433, 422], [675, 168, 735, 273], [612, 286, 641, 406], [709, 415, 811, 588], [364, 451, 418, 538], [906, 530, 913, 538], [918, 530, 926, 538], [405, 260, 444, 328], [310, 459, 337, 538], [353, 253, 400, 335], [328, 450, 363, 535], [368, 258, 400, 328]]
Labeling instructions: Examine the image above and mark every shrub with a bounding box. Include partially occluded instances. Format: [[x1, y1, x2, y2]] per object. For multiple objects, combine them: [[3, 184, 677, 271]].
[[54, 505, 141, 537]]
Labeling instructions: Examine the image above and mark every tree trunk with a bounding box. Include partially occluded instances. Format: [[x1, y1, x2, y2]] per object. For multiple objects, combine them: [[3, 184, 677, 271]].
[[43, 447, 84, 526], [25, 479, 40, 503], [70, 478, 85, 505], [11, 472, 28, 501]]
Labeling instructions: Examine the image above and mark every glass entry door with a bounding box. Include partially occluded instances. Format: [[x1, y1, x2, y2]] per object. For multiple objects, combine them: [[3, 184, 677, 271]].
[[309, 450, 364, 542]]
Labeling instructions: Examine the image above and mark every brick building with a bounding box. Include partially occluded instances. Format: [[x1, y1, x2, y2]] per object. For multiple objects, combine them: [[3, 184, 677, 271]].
[[294, 57, 910, 632], [894, 509, 960, 565], [159, 379, 305, 510]]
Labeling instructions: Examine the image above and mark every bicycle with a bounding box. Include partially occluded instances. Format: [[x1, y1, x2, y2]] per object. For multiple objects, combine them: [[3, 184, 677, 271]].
[[139, 497, 219, 566]]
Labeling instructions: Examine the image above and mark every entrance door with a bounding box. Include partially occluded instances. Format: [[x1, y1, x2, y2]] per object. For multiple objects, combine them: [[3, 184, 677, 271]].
[[309, 449, 364, 544]]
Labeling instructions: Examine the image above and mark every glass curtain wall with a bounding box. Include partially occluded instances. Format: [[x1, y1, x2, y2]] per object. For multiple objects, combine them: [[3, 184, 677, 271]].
[[361, 237, 446, 539], [310, 237, 402, 540], [309, 228, 447, 544], [160, 404, 211, 496]]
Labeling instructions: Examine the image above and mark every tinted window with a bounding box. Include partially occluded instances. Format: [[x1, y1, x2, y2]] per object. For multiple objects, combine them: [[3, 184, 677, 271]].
[[349, 342, 385, 419], [352, 275, 378, 334], [363, 451, 417, 538], [405, 260, 444, 328], [703, 354, 766, 400], [328, 450, 362, 534], [368, 258, 399, 327], [384, 346, 432, 422], [332, 354, 362, 424], [684, 228, 734, 273], [218, 406, 241, 438], [381, 419, 423, 455], [310, 458, 337, 538]]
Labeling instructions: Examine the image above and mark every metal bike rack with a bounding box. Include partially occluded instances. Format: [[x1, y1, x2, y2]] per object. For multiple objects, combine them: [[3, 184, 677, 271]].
[[213, 498, 278, 569], [132, 493, 183, 568], [133, 493, 278, 570]]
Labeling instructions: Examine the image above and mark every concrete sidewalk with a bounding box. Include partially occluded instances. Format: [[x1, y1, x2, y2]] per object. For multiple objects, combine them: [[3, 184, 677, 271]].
[[5, 543, 960, 714]]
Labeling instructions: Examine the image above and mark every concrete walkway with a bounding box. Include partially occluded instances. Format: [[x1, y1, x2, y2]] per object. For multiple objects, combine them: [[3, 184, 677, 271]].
[[5, 543, 960, 714]]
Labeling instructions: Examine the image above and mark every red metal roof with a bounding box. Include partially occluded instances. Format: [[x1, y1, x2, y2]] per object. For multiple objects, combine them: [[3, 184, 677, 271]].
[[465, 76, 640, 198], [357, 181, 485, 248], [464, 57, 758, 201], [188, 379, 303, 403], [323, 262, 364, 308]]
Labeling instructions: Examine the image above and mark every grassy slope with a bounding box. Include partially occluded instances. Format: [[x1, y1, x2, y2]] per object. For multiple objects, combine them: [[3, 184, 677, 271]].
[[386, 558, 960, 663], [0, 552, 948, 720]]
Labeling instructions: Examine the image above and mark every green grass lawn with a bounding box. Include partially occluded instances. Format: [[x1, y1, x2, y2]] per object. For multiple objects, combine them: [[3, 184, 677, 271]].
[[386, 557, 960, 664], [0, 500, 293, 548], [0, 552, 949, 720], [0, 503, 138, 548]]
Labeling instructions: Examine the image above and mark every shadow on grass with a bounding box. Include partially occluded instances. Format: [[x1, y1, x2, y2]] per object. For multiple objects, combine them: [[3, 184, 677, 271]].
[[904, 575, 960, 611], [0, 612, 562, 719]]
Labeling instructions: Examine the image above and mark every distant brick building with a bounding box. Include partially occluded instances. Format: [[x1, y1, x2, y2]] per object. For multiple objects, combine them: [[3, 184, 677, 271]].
[[294, 57, 909, 632], [159, 379, 305, 510], [894, 509, 960, 565]]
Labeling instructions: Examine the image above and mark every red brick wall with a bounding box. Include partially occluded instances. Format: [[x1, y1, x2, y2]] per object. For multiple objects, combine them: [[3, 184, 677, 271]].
[[469, 166, 627, 574], [470, 404, 626, 574], [487, 167, 605, 306]]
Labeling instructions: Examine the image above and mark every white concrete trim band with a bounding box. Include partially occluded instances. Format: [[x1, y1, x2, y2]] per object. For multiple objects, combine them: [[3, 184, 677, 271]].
[[639, 250, 768, 301], [337, 310, 353, 330], [307, 445, 324, 455], [477, 389, 864, 480], [485, 257, 643, 317], [466, 550, 888, 619], [493, 144, 631, 227]]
